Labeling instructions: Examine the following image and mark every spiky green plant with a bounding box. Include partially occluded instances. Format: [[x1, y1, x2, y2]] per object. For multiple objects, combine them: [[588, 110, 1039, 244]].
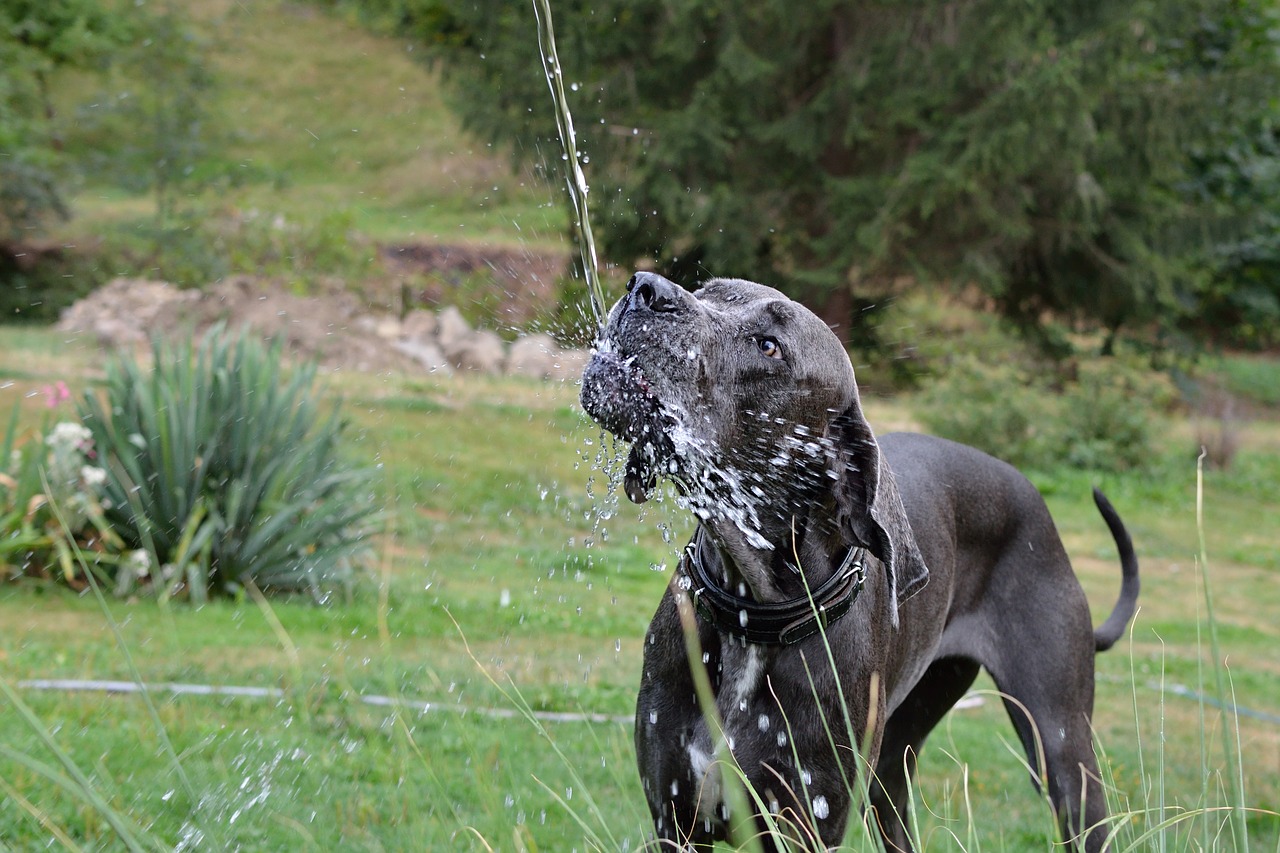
[[78, 325, 375, 600]]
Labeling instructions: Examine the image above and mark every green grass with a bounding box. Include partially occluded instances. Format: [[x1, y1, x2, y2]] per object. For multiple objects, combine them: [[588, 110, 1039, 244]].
[[51, 0, 567, 250], [13, 0, 1279, 842], [1207, 353, 1280, 409], [2, 325, 1279, 849]]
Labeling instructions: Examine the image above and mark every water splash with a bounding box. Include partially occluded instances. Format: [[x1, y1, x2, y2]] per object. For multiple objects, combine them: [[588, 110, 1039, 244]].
[[531, 0, 608, 329]]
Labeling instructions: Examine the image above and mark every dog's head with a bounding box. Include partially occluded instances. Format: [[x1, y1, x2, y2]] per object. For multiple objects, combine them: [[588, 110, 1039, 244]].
[[581, 273, 927, 608]]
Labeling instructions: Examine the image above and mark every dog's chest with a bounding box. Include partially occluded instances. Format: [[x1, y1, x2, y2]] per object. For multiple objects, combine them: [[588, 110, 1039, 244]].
[[709, 644, 793, 754]]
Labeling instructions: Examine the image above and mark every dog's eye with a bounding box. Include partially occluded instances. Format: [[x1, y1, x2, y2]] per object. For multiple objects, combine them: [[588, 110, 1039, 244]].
[[758, 337, 783, 360]]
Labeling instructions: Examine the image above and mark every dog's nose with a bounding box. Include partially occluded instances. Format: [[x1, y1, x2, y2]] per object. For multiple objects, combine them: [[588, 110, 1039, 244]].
[[627, 272, 682, 313]]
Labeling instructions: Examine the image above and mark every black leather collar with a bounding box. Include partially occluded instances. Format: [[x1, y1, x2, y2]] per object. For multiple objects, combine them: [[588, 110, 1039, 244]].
[[683, 530, 866, 646]]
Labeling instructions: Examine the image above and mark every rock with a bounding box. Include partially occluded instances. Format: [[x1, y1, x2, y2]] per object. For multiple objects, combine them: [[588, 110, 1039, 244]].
[[92, 317, 144, 347], [434, 306, 506, 374], [392, 339, 454, 375], [374, 318, 403, 340], [505, 333, 562, 379], [447, 328, 507, 374], [548, 348, 590, 383], [52, 274, 581, 379], [435, 306, 471, 353], [56, 277, 198, 343], [400, 309, 437, 341]]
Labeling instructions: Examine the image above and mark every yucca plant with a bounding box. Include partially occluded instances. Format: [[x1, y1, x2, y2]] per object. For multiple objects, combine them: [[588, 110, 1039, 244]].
[[78, 325, 375, 600]]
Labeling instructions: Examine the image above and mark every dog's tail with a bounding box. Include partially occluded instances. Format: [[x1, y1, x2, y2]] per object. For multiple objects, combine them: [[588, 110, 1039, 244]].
[[1091, 487, 1140, 652]]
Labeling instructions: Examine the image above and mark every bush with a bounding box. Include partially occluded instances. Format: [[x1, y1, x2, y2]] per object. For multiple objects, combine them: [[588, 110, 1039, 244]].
[[917, 355, 1173, 473], [0, 401, 118, 585], [914, 356, 1058, 468], [0, 242, 103, 323], [1059, 359, 1174, 471], [78, 326, 376, 600]]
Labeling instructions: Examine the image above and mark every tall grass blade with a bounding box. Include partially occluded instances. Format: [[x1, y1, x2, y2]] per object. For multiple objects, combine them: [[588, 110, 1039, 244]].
[[0, 681, 155, 852], [37, 480, 222, 848], [1196, 451, 1250, 851], [448, 609, 622, 851], [0, 774, 86, 851]]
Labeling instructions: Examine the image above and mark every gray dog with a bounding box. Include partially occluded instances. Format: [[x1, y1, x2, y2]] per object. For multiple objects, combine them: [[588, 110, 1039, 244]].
[[580, 273, 1139, 852]]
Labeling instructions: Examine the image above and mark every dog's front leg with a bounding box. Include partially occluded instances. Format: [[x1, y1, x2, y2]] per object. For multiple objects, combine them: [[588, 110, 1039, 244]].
[[635, 586, 728, 849]]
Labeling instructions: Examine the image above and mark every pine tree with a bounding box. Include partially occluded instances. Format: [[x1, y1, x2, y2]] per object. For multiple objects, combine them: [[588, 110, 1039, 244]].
[[365, 0, 1280, 347]]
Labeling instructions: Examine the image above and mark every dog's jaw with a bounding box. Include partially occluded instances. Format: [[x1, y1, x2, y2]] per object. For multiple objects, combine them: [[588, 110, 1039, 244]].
[[580, 345, 683, 503]]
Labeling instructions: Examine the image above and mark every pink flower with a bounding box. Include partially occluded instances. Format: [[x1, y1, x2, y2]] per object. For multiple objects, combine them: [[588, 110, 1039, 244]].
[[43, 381, 71, 408]]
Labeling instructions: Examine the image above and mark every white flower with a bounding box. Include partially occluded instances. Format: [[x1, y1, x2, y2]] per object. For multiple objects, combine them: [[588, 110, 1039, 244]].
[[124, 550, 152, 578], [80, 466, 107, 487], [46, 422, 91, 451]]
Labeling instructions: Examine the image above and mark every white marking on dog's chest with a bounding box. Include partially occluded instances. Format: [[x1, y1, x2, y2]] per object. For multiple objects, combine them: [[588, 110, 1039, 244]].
[[687, 744, 713, 779], [730, 646, 765, 710]]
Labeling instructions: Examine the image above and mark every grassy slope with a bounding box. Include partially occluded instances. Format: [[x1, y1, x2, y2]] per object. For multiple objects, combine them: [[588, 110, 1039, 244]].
[[57, 0, 566, 249], [2, 328, 1279, 850]]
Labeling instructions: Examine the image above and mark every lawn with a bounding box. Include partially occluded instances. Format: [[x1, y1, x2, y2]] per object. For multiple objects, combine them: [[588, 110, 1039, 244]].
[[1, 326, 1278, 850]]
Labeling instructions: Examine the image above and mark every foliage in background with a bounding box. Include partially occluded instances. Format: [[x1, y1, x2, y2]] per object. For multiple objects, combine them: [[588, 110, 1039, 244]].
[[94, 206, 381, 291], [1172, 5, 1280, 350], [77, 326, 376, 601], [0, 0, 128, 240], [71, 0, 221, 228], [0, 205, 382, 322], [917, 354, 1176, 473], [2, 0, 226, 306], [339, 0, 1280, 353]]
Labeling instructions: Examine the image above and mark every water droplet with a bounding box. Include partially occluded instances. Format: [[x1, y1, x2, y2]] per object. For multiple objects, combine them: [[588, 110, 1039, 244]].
[[813, 795, 829, 820]]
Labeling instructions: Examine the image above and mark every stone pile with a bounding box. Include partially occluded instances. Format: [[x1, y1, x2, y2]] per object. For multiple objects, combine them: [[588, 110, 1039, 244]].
[[381, 305, 588, 382], [55, 276, 589, 382]]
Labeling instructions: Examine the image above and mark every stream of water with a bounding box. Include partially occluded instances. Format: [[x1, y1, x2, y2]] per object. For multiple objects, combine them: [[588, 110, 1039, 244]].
[[531, 0, 609, 330]]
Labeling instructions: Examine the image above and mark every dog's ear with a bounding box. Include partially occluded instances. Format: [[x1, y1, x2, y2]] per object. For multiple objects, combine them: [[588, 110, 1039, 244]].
[[829, 402, 929, 622]]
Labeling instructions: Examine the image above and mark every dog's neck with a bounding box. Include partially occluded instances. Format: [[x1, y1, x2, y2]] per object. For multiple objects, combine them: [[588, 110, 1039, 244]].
[[673, 427, 847, 602], [701, 493, 844, 603]]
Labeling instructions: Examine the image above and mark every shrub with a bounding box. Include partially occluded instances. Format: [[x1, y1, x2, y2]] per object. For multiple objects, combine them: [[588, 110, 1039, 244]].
[[918, 355, 1172, 473], [0, 403, 119, 584], [916, 356, 1060, 470], [85, 206, 381, 292], [78, 326, 376, 600], [0, 242, 104, 323], [1049, 359, 1172, 471]]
